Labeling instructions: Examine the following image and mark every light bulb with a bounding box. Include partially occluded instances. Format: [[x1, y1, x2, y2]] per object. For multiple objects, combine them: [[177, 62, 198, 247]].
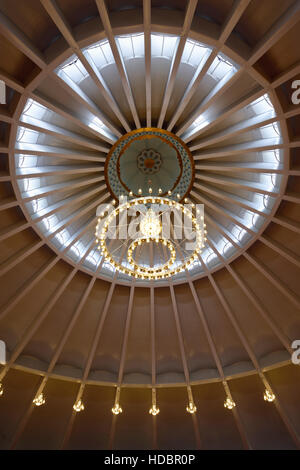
[[73, 399, 85, 412], [264, 389, 275, 402], [33, 393, 45, 407], [112, 403, 122, 415], [224, 397, 236, 410], [186, 402, 197, 414]]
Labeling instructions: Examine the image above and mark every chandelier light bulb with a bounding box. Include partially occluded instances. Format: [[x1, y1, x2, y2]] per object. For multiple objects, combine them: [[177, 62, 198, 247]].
[[140, 209, 162, 238], [0, 383, 3, 397]]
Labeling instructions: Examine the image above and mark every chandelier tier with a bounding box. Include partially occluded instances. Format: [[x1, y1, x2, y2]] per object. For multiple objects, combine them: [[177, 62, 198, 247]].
[[95, 193, 206, 281]]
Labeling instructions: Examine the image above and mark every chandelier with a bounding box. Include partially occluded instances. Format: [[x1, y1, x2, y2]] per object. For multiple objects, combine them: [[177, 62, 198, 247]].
[[95, 187, 207, 280]]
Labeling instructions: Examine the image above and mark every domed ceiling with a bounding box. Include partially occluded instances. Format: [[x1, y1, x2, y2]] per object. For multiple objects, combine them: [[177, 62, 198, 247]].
[[0, 0, 300, 450]]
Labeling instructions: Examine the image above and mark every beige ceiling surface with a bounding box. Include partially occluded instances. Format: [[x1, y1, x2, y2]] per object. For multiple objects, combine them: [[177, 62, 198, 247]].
[[0, 0, 299, 450]]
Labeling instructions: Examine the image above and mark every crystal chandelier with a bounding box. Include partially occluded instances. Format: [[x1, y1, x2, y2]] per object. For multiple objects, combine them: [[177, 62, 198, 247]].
[[95, 187, 207, 281]]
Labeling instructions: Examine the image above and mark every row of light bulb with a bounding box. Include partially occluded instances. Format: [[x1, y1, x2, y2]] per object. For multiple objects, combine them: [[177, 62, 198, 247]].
[[0, 385, 275, 414]]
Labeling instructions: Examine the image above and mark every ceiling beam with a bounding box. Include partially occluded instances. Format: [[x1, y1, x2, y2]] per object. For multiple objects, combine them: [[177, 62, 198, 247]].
[[40, 0, 130, 133], [143, 0, 152, 127], [96, 0, 141, 129], [219, 0, 252, 43], [157, 0, 198, 128], [0, 11, 46, 69], [249, 1, 300, 65]]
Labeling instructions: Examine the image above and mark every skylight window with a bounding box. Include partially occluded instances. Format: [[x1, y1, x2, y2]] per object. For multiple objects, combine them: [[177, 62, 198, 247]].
[[89, 116, 105, 133], [22, 99, 47, 120], [57, 57, 89, 85], [17, 128, 39, 144], [181, 39, 211, 68], [84, 40, 114, 69], [249, 94, 274, 115], [259, 122, 280, 139], [151, 34, 178, 58], [17, 154, 38, 168], [207, 55, 236, 81], [191, 115, 210, 131], [117, 33, 144, 59]]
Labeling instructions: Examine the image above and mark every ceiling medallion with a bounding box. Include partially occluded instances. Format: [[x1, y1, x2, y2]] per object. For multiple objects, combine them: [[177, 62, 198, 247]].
[[137, 148, 162, 175], [105, 128, 194, 202]]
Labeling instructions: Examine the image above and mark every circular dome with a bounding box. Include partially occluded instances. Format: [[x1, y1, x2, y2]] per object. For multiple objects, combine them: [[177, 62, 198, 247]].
[[0, 0, 299, 451], [12, 34, 286, 286]]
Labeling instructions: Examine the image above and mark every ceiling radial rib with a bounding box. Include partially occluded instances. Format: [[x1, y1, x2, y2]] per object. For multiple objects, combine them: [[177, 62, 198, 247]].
[[167, 0, 251, 133], [0, 10, 46, 69], [188, 278, 251, 449], [195, 163, 283, 174], [15, 143, 107, 162], [259, 235, 300, 269], [18, 116, 110, 153], [31, 184, 106, 223], [39, 0, 130, 134], [194, 182, 268, 216], [0, 240, 44, 277], [0, 239, 96, 388], [28, 91, 115, 143], [272, 60, 300, 88], [248, 1, 300, 65], [178, 68, 243, 136], [96, 0, 141, 129], [0, 216, 98, 322], [272, 215, 300, 235], [61, 262, 124, 450], [170, 230, 251, 449], [0, 221, 30, 243], [52, 73, 120, 140], [167, 49, 217, 132], [143, 0, 152, 127], [192, 190, 256, 236], [9, 258, 104, 450], [198, 255, 300, 449], [190, 111, 277, 150], [0, 2, 299, 449], [169, 277, 202, 449], [219, 0, 252, 43], [205, 213, 300, 310], [0, 198, 18, 211], [22, 175, 105, 202], [207, 238, 292, 353], [157, 0, 198, 129], [193, 176, 277, 196], [0, 69, 25, 93]]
